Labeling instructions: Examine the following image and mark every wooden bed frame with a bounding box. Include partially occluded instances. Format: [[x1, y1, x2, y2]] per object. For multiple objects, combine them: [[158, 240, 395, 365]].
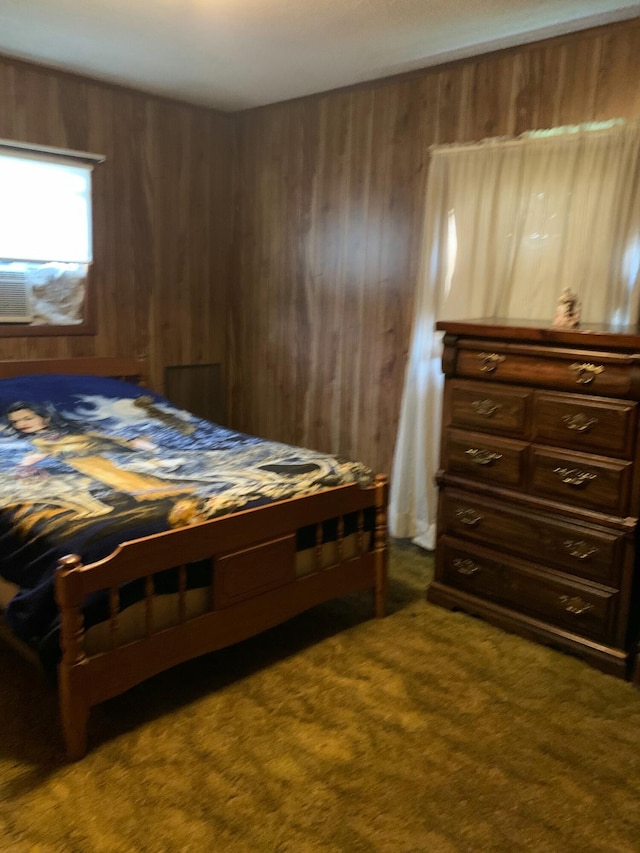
[[0, 357, 388, 760]]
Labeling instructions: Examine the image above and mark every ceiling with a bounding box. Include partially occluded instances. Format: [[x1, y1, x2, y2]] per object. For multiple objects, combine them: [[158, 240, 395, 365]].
[[0, 0, 639, 112]]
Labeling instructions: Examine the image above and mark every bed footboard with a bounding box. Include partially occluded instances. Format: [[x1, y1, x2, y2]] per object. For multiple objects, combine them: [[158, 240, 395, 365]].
[[55, 475, 388, 760]]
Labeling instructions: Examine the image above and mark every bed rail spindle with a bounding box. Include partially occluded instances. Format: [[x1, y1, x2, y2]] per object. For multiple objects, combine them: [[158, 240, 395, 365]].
[[336, 515, 344, 564], [314, 522, 323, 570], [208, 557, 215, 611], [109, 586, 120, 649], [144, 574, 154, 637], [178, 564, 187, 623], [356, 510, 364, 555]]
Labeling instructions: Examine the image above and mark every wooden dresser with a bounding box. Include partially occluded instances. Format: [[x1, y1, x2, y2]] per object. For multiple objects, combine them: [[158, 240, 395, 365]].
[[429, 319, 640, 677]]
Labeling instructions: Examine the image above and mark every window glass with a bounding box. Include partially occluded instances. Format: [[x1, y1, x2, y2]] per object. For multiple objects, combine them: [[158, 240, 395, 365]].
[[0, 144, 102, 330]]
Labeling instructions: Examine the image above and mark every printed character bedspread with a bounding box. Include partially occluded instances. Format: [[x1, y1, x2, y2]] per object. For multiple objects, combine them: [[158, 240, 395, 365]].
[[0, 374, 374, 648]]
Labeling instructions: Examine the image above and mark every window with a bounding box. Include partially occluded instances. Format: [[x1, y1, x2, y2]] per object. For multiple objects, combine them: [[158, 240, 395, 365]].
[[0, 141, 104, 333]]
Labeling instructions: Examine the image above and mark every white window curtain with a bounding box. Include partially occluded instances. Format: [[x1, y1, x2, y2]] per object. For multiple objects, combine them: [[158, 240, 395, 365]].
[[389, 119, 640, 550]]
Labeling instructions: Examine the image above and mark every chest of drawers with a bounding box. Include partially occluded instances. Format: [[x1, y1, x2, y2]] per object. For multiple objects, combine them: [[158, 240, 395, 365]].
[[429, 320, 640, 677]]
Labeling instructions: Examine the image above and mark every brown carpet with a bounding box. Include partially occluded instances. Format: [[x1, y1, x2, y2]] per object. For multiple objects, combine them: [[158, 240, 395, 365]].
[[1, 540, 640, 852]]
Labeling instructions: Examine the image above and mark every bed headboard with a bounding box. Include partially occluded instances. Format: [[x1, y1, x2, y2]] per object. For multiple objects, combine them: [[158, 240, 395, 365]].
[[0, 357, 149, 387]]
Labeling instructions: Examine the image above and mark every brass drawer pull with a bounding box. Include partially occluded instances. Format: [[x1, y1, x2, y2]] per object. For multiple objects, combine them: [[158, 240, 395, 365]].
[[559, 595, 594, 616], [455, 508, 483, 527], [570, 363, 604, 385], [466, 448, 503, 466], [471, 399, 501, 418], [453, 558, 481, 576], [479, 352, 506, 373], [563, 539, 598, 560], [553, 466, 597, 487], [562, 413, 598, 433]]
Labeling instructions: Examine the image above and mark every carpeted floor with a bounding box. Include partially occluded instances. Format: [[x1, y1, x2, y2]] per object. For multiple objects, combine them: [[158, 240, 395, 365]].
[[1, 540, 640, 852]]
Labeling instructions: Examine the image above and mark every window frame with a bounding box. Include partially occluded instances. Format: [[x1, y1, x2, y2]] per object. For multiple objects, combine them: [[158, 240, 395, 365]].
[[0, 139, 104, 337]]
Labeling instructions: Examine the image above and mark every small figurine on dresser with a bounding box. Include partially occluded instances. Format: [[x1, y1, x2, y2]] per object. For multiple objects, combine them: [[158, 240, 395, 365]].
[[552, 287, 581, 328]]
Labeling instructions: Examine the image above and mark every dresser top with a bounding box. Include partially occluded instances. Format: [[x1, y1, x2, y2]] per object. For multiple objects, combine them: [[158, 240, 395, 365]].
[[435, 318, 640, 350]]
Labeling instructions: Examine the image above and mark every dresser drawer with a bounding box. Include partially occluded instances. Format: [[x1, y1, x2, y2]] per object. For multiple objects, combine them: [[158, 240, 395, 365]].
[[449, 380, 531, 438], [439, 487, 625, 586], [444, 429, 527, 488], [439, 538, 617, 644], [456, 343, 637, 398], [529, 447, 632, 515], [533, 391, 636, 458]]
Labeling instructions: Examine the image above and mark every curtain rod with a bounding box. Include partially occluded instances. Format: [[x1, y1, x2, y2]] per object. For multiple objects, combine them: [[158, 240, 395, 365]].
[[0, 138, 105, 165], [428, 118, 630, 154]]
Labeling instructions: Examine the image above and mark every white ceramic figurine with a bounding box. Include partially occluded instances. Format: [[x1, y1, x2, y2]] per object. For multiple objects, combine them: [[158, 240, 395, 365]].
[[552, 287, 581, 328]]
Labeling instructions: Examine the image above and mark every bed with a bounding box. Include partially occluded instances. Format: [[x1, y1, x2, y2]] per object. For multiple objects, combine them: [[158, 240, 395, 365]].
[[0, 357, 388, 760]]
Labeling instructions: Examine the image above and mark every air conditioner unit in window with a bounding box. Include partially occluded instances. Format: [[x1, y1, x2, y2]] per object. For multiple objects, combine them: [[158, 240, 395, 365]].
[[0, 271, 32, 323]]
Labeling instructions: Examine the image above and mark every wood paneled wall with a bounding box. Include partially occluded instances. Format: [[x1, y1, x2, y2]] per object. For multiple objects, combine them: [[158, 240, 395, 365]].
[[0, 56, 233, 393], [230, 19, 640, 477]]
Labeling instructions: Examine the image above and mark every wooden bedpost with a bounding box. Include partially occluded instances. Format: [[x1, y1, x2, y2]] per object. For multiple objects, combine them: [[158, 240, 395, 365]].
[[374, 474, 389, 618], [55, 554, 90, 761]]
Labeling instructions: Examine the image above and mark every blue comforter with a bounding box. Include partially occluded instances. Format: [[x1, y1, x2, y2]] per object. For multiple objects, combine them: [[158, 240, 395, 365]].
[[0, 374, 373, 643]]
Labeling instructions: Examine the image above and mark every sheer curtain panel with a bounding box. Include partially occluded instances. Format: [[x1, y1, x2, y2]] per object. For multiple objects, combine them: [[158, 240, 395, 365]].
[[389, 120, 640, 550]]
